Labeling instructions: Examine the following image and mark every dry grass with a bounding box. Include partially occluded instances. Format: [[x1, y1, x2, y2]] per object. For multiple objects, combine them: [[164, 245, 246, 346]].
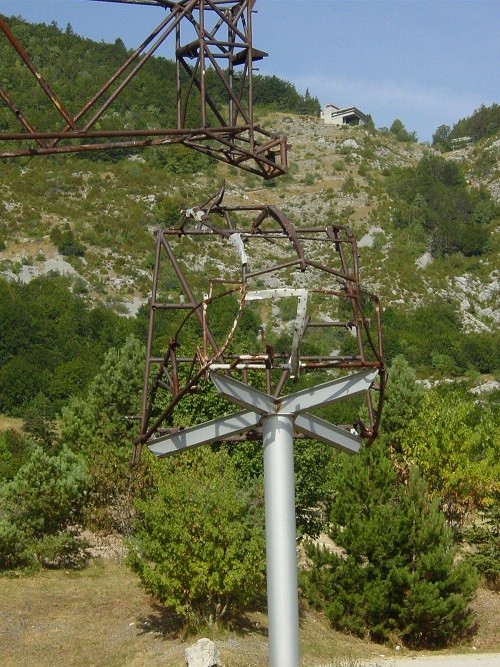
[[0, 561, 498, 667], [0, 414, 23, 432]]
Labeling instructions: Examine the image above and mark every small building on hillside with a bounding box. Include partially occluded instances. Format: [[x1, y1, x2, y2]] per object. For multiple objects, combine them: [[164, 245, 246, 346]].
[[321, 103, 369, 127]]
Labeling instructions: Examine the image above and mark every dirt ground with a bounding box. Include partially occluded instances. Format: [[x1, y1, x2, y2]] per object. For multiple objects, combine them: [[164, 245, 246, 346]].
[[0, 562, 498, 667]]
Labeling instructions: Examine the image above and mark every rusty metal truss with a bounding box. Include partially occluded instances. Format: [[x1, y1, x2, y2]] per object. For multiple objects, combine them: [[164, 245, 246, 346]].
[[0, 0, 288, 178], [133, 186, 385, 463]]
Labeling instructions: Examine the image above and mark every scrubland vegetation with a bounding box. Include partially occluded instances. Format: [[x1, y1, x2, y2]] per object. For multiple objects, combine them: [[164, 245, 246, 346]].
[[0, 15, 499, 662]]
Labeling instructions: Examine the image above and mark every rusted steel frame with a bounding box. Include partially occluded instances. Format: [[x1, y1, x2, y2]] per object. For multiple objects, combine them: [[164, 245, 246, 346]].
[[177, 56, 227, 127], [283, 232, 354, 242], [82, 4, 194, 134], [139, 284, 248, 444], [301, 259, 358, 285], [245, 259, 304, 279], [171, 353, 369, 364], [199, 0, 207, 126], [0, 126, 250, 141], [274, 369, 290, 398], [158, 232, 220, 356], [266, 206, 306, 270], [209, 358, 379, 370], [208, 0, 249, 44], [184, 0, 249, 50], [181, 130, 287, 177], [306, 321, 355, 328], [297, 360, 379, 369], [146, 340, 179, 422], [0, 129, 286, 172], [0, 17, 78, 131], [327, 227, 363, 368], [249, 209, 269, 234], [0, 138, 163, 159], [182, 129, 286, 176], [137, 363, 209, 445], [226, 131, 282, 162], [50, 9, 185, 146], [245, 0, 255, 143], [373, 295, 384, 362], [91, 1, 174, 6], [233, 59, 250, 126], [228, 26, 237, 125], [0, 89, 46, 148], [151, 303, 198, 310], [177, 57, 203, 126], [326, 225, 359, 283], [200, 39, 252, 124], [134, 229, 164, 464], [177, 22, 252, 128], [0, 135, 283, 173], [358, 290, 384, 364]]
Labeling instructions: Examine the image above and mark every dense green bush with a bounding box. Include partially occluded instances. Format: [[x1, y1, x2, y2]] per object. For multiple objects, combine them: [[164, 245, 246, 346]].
[[379, 300, 500, 377], [301, 444, 478, 647], [464, 493, 500, 590], [49, 223, 85, 257], [388, 119, 418, 142], [0, 276, 132, 414], [0, 444, 90, 570], [450, 103, 500, 143], [59, 334, 145, 532], [397, 385, 500, 528], [128, 447, 266, 627], [387, 154, 497, 257]]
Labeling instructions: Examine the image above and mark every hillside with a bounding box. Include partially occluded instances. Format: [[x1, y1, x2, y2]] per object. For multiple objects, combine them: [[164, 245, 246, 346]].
[[1, 18, 499, 663], [0, 17, 497, 361], [1, 112, 498, 382]]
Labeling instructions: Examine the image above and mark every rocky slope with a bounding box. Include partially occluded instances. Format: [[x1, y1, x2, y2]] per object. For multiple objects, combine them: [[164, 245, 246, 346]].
[[0, 113, 498, 330]]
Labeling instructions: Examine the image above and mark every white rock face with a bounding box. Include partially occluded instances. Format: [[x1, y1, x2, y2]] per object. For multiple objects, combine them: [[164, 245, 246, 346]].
[[185, 638, 223, 667], [358, 226, 384, 248], [416, 251, 432, 268]]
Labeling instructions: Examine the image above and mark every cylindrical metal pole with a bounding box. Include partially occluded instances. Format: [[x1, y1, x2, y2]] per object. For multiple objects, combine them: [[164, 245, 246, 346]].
[[263, 414, 300, 667]]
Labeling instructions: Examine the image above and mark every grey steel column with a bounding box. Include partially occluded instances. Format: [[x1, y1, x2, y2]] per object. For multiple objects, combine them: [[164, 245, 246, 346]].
[[263, 413, 300, 667]]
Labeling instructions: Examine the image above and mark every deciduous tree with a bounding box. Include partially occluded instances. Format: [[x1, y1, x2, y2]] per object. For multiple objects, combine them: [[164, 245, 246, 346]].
[[128, 448, 266, 627]]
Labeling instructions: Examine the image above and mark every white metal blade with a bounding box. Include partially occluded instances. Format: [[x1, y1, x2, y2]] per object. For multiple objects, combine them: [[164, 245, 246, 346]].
[[147, 409, 261, 457], [294, 413, 361, 454], [279, 369, 377, 415], [210, 371, 277, 414]]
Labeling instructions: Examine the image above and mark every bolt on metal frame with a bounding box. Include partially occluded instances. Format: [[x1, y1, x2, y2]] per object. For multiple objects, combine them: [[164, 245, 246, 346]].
[[0, 0, 287, 178]]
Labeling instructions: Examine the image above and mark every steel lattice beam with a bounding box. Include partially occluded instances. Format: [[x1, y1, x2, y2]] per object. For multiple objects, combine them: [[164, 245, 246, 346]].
[[0, 1, 288, 178]]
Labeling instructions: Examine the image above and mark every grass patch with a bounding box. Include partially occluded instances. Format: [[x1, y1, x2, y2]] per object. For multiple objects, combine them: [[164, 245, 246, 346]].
[[1, 561, 498, 666]]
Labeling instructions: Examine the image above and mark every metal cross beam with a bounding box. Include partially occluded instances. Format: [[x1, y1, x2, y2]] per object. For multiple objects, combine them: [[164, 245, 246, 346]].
[[147, 369, 376, 667], [148, 369, 374, 457]]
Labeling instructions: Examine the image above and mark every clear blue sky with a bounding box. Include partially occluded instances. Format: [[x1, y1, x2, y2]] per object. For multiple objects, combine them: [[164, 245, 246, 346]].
[[0, 0, 498, 142]]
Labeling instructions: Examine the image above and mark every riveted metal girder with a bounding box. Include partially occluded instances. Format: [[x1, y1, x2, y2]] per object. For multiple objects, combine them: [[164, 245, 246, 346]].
[[148, 408, 261, 456], [147, 371, 365, 458]]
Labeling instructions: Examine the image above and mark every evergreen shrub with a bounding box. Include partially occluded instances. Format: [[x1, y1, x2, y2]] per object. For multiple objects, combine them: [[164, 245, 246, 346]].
[[301, 444, 478, 647]]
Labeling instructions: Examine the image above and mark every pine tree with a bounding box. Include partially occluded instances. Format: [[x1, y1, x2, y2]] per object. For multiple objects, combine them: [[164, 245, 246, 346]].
[[59, 334, 145, 532], [301, 444, 478, 647], [0, 445, 90, 570]]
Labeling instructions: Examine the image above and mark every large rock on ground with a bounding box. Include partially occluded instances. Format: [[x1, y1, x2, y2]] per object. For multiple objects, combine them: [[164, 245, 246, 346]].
[[185, 638, 223, 667]]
